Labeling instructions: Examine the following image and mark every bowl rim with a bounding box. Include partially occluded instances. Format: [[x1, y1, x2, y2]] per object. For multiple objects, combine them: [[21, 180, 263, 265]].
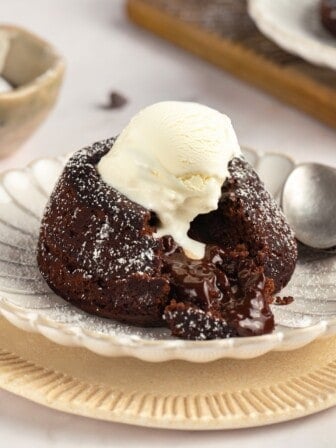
[[0, 23, 65, 99]]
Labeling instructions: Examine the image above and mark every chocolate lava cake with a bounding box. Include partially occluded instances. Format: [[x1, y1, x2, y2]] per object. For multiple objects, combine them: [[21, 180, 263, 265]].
[[37, 138, 297, 340], [321, 0, 336, 36]]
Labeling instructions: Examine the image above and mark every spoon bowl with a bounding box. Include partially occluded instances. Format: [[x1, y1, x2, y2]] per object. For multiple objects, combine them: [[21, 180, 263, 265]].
[[282, 163, 336, 250]]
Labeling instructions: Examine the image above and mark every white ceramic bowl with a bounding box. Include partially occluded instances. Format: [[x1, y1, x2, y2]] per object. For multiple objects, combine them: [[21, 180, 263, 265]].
[[0, 25, 65, 157], [248, 0, 336, 70]]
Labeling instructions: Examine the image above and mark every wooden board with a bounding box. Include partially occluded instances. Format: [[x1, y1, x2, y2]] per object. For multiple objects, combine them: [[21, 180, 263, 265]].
[[127, 0, 336, 128]]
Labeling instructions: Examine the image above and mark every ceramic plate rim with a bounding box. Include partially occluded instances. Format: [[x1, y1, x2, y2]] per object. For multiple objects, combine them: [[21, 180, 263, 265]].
[[0, 148, 335, 362]]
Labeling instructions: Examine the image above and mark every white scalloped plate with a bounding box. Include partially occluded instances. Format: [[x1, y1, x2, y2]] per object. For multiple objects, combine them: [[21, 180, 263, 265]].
[[248, 0, 336, 70], [0, 148, 335, 362]]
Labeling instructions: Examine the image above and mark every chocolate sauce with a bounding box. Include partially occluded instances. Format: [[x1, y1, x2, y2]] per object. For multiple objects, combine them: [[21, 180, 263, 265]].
[[162, 239, 230, 309], [162, 236, 274, 337]]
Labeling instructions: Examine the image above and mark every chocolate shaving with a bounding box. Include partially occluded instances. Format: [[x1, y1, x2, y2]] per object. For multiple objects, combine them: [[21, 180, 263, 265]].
[[99, 91, 128, 110]]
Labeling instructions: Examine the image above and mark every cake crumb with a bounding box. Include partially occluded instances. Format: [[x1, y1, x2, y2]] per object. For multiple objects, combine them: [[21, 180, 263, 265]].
[[273, 296, 294, 306]]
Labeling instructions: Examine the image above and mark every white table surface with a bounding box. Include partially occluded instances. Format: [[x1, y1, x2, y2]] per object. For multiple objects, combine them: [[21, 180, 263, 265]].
[[0, 0, 335, 446]]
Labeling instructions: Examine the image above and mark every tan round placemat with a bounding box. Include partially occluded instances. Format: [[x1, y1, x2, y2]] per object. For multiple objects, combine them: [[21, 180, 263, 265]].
[[0, 317, 335, 430]]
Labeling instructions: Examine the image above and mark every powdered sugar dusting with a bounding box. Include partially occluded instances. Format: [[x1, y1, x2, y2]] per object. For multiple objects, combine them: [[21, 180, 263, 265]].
[[229, 157, 297, 287], [39, 139, 163, 283]]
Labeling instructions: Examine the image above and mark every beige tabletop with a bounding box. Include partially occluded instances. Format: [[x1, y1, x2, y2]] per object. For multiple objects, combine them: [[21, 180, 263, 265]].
[[0, 0, 335, 446]]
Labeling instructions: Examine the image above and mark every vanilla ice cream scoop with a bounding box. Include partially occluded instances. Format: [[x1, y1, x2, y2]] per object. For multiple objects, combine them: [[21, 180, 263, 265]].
[[97, 101, 241, 259]]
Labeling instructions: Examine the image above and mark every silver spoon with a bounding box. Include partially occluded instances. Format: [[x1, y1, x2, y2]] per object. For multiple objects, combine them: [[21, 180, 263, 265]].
[[281, 163, 336, 250]]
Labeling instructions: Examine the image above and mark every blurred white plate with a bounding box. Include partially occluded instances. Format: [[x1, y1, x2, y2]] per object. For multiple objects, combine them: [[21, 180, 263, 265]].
[[0, 149, 335, 362], [248, 0, 336, 70]]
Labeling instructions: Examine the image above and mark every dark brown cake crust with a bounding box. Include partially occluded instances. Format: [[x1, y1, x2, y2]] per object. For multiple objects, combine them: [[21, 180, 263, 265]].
[[189, 157, 297, 293], [37, 139, 169, 326], [37, 139, 297, 339], [321, 0, 336, 37]]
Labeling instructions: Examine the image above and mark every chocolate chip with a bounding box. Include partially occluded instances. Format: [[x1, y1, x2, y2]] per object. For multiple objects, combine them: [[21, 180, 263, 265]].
[[99, 91, 128, 110]]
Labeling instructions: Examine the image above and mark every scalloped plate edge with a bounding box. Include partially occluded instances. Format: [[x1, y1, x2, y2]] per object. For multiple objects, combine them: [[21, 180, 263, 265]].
[[0, 149, 335, 362]]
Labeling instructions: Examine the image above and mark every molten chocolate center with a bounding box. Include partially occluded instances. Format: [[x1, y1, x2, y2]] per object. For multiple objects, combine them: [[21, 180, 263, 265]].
[[162, 236, 274, 337]]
